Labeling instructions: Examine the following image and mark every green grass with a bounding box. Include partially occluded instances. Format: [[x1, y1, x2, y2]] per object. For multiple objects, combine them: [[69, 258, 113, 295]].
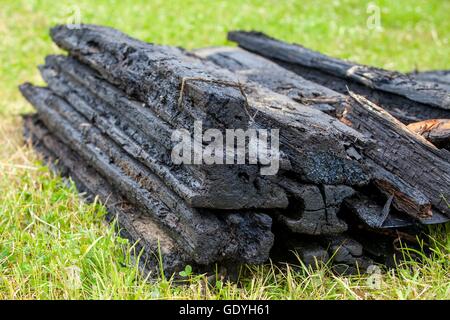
[[0, 0, 449, 299]]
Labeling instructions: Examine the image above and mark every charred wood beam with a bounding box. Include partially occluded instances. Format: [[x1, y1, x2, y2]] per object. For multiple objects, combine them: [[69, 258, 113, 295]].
[[366, 159, 432, 217], [228, 31, 450, 124], [345, 195, 392, 229], [196, 46, 449, 217], [38, 55, 288, 210], [23, 114, 195, 277], [194, 46, 341, 116], [344, 194, 449, 229], [348, 94, 449, 216], [50, 27, 252, 132]]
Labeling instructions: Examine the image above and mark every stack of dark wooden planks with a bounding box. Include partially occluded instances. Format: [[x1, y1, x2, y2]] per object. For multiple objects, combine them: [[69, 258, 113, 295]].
[[20, 25, 450, 277]]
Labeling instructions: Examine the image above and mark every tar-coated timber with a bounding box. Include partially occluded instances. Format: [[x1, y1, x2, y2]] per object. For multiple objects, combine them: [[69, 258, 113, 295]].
[[228, 31, 450, 124], [407, 119, 450, 150], [39, 55, 289, 210], [50, 24, 371, 186], [23, 115, 195, 276], [196, 46, 450, 218], [20, 83, 275, 266]]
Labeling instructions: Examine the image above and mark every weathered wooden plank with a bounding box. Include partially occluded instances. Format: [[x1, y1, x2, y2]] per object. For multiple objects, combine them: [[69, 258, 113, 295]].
[[20, 83, 275, 266], [408, 70, 450, 90], [39, 55, 289, 210], [196, 46, 445, 218], [407, 119, 450, 150], [49, 24, 370, 186], [228, 31, 450, 123], [365, 158, 432, 217], [283, 238, 329, 267], [23, 114, 195, 276]]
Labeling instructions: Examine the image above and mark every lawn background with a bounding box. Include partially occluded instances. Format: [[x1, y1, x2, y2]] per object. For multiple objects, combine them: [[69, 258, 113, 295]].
[[0, 0, 449, 299]]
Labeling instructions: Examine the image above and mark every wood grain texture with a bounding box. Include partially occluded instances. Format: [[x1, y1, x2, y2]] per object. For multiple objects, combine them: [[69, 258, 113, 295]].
[[228, 31, 450, 123], [407, 119, 450, 150], [196, 46, 448, 218], [20, 83, 275, 266], [50, 24, 370, 186]]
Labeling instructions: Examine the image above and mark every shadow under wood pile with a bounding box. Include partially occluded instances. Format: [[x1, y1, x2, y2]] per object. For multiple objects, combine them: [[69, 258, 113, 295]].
[[19, 24, 450, 278]]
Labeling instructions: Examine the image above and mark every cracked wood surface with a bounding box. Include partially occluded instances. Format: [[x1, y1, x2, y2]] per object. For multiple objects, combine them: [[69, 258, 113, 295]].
[[228, 31, 450, 124], [407, 119, 450, 150], [39, 55, 289, 210], [276, 178, 353, 235], [50, 24, 370, 186], [196, 46, 448, 218], [20, 83, 275, 266]]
